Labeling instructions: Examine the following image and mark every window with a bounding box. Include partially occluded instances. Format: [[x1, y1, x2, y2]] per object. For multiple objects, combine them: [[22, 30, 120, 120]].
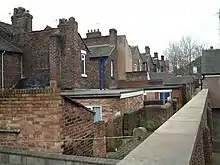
[[110, 60, 114, 78], [139, 59, 142, 71], [81, 50, 87, 78], [134, 64, 138, 71], [86, 106, 102, 123]]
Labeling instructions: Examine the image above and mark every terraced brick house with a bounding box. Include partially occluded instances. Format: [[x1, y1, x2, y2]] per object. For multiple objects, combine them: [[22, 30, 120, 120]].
[[129, 46, 142, 71], [202, 48, 220, 109], [83, 30, 133, 89], [0, 7, 93, 90]]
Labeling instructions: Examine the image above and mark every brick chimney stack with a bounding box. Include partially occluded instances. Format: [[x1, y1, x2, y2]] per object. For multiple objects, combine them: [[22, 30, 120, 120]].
[[145, 46, 150, 55], [86, 29, 102, 38], [49, 30, 61, 87], [11, 7, 33, 32], [154, 52, 158, 58]]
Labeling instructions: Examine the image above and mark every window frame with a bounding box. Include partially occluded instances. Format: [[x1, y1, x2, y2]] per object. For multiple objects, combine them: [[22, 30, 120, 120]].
[[110, 60, 114, 78], [81, 50, 87, 78], [86, 105, 103, 123]]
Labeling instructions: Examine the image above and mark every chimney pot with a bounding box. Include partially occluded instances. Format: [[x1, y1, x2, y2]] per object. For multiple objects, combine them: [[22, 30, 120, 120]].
[[161, 55, 164, 61], [210, 46, 213, 49], [94, 29, 96, 32], [154, 52, 158, 58]]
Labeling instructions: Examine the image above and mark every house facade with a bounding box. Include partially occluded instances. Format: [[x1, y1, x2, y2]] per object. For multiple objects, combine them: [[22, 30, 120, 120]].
[[0, 7, 98, 90], [83, 30, 134, 89], [129, 46, 142, 72], [202, 48, 220, 109]]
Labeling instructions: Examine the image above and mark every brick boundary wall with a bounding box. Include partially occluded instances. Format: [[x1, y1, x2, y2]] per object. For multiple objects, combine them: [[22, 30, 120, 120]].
[[0, 88, 62, 153], [93, 121, 107, 157]]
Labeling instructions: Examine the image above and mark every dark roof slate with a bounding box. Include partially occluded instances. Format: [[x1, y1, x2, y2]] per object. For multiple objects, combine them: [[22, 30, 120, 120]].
[[201, 49, 220, 74], [149, 72, 194, 85], [88, 44, 115, 58], [0, 21, 22, 35], [140, 53, 149, 62], [130, 46, 137, 56], [0, 36, 23, 53]]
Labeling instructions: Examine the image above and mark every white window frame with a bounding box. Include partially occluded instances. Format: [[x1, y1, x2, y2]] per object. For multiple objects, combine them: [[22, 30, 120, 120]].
[[86, 105, 102, 122], [81, 50, 87, 78], [110, 60, 114, 78], [134, 64, 138, 71], [139, 59, 142, 71]]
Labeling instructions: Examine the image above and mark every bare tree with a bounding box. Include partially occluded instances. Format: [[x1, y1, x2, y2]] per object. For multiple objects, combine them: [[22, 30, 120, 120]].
[[164, 36, 204, 75]]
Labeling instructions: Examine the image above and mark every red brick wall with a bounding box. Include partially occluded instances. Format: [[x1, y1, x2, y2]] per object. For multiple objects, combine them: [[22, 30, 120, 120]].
[[203, 77, 220, 108], [61, 98, 94, 156], [75, 94, 144, 122], [118, 95, 144, 113], [1, 53, 22, 88], [0, 88, 62, 153], [118, 80, 163, 88], [0, 88, 96, 156], [75, 98, 118, 122], [93, 121, 106, 157]]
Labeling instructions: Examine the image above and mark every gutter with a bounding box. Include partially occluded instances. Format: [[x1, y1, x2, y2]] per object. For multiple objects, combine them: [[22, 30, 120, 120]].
[[1, 50, 5, 89]]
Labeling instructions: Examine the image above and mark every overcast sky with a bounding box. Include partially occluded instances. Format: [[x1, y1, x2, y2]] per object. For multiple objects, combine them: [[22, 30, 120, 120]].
[[1, 0, 220, 56]]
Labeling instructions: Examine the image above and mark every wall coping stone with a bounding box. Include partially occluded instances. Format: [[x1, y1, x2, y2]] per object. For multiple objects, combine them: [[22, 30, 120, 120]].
[[117, 89, 209, 165], [0, 148, 119, 165]]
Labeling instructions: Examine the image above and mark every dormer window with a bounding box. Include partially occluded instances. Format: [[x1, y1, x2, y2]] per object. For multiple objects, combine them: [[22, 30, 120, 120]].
[[81, 50, 87, 78]]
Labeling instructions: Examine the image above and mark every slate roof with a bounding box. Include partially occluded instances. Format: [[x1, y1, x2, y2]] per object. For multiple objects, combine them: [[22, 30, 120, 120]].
[[13, 77, 49, 89], [149, 72, 174, 81], [149, 72, 194, 85], [88, 44, 115, 58], [0, 36, 23, 53], [201, 49, 220, 75], [165, 76, 194, 85], [130, 46, 137, 56], [140, 53, 150, 62], [0, 21, 22, 35]]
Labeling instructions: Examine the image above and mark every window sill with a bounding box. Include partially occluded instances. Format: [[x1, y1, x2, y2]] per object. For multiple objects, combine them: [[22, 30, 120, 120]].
[[81, 74, 87, 78]]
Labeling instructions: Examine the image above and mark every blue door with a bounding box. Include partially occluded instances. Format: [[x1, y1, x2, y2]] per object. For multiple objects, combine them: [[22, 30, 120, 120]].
[[165, 92, 170, 100], [99, 57, 105, 90], [160, 92, 171, 101]]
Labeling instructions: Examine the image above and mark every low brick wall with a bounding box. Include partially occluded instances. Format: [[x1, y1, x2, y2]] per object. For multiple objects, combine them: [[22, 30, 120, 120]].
[[0, 148, 119, 165], [118, 79, 162, 88], [93, 121, 106, 157], [117, 89, 213, 165]]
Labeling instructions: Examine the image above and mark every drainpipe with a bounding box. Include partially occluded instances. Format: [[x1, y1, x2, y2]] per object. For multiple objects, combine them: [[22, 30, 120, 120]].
[[201, 75, 205, 90], [1, 51, 5, 89]]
